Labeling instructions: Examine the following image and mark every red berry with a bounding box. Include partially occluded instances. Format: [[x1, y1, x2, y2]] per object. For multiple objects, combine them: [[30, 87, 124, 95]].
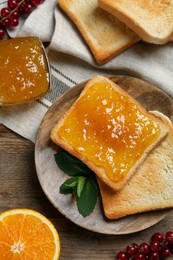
[[10, 10, 20, 19], [0, 0, 44, 40], [160, 247, 171, 258], [18, 2, 25, 14], [126, 243, 139, 257], [134, 253, 146, 260], [151, 232, 164, 243], [139, 243, 150, 255], [1, 7, 11, 17], [150, 241, 160, 252], [0, 26, 6, 38], [30, 0, 43, 6], [167, 242, 173, 253], [8, 0, 18, 9], [22, 3, 33, 13], [1, 17, 10, 27], [114, 231, 173, 260], [133, 243, 139, 250], [9, 16, 19, 26], [116, 251, 129, 260], [165, 231, 173, 244], [148, 252, 159, 260]]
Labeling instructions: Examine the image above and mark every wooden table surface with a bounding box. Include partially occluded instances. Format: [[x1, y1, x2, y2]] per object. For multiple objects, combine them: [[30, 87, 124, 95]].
[[0, 123, 173, 260]]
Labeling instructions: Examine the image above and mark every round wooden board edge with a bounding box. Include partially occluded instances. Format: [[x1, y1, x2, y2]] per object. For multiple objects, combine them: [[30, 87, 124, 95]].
[[35, 75, 173, 235]]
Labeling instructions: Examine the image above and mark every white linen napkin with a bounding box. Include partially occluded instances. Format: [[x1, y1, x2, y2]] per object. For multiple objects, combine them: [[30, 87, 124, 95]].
[[0, 0, 173, 142]]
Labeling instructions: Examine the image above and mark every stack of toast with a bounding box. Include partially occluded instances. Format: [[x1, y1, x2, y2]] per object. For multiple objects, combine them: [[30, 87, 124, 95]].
[[58, 0, 173, 64], [51, 75, 173, 220]]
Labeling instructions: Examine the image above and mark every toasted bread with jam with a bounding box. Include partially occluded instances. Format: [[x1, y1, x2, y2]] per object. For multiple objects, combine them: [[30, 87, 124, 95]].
[[51, 76, 169, 191], [98, 111, 173, 219]]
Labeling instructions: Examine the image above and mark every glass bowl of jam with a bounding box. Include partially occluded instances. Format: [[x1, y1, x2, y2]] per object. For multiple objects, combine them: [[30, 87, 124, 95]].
[[0, 36, 51, 106]]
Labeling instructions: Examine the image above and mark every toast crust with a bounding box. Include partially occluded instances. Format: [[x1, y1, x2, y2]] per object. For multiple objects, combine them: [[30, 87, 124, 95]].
[[58, 0, 139, 64], [51, 76, 169, 191], [99, 111, 173, 219], [98, 0, 173, 44]]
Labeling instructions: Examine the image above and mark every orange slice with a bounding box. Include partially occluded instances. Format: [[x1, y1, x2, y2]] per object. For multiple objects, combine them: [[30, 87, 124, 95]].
[[0, 208, 60, 259]]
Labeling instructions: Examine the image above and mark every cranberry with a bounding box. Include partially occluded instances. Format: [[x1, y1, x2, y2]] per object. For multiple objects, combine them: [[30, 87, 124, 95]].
[[160, 247, 171, 258], [9, 16, 19, 26], [151, 232, 164, 243], [150, 241, 160, 252], [116, 251, 129, 260], [8, 0, 18, 9], [126, 243, 139, 257], [139, 242, 150, 255], [148, 252, 159, 260], [134, 253, 146, 260], [30, 0, 43, 6], [0, 26, 6, 38], [165, 231, 173, 244], [1, 7, 11, 17]]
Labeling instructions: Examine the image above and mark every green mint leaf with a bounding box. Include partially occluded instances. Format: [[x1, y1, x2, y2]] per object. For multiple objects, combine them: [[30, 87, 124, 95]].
[[54, 150, 93, 177], [56, 151, 99, 217], [77, 176, 86, 198], [77, 175, 99, 217], [59, 176, 79, 195]]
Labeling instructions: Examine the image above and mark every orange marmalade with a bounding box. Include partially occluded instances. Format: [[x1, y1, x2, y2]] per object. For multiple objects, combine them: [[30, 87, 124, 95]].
[[58, 81, 161, 183], [0, 37, 50, 105]]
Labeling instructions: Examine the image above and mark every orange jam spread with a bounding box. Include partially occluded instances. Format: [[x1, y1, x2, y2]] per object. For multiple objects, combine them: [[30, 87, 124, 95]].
[[0, 37, 50, 105], [58, 81, 161, 183]]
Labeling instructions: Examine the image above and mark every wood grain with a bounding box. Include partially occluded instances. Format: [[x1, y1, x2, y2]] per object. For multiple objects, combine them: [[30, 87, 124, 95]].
[[35, 75, 173, 235]]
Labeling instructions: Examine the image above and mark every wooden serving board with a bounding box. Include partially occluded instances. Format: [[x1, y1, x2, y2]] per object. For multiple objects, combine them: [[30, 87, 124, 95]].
[[35, 75, 173, 235]]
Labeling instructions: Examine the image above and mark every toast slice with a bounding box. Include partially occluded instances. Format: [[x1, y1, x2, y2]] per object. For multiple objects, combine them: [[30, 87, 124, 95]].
[[51, 76, 168, 191], [58, 0, 139, 64], [98, 0, 173, 44], [98, 111, 173, 219]]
